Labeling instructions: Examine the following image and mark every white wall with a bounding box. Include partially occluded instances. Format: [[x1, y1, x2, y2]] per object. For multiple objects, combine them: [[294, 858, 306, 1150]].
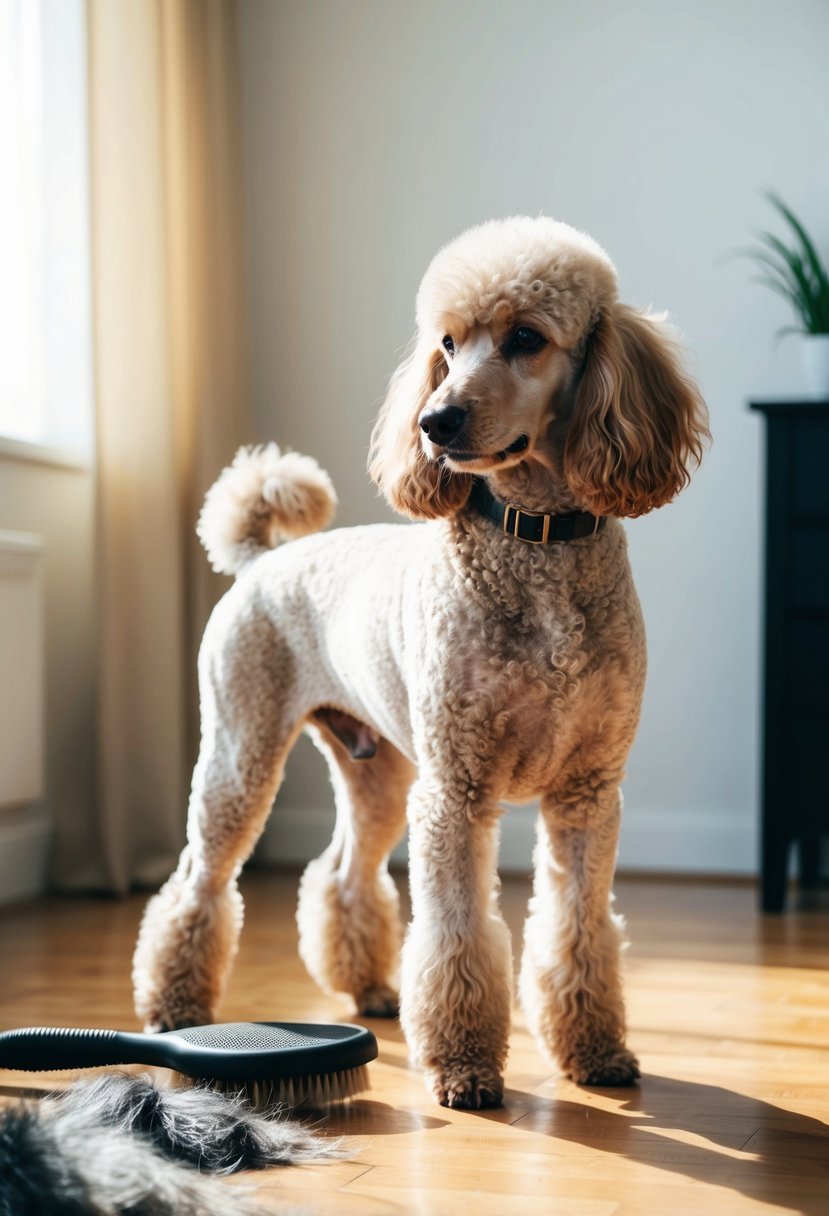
[[0, 452, 96, 899], [239, 0, 829, 875]]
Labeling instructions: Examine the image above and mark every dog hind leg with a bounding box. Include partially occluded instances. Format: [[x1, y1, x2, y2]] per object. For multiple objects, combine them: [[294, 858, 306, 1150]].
[[519, 785, 639, 1085], [133, 615, 301, 1032], [297, 723, 413, 1017]]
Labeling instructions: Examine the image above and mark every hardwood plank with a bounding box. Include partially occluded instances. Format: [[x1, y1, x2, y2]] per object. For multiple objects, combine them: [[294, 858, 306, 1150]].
[[0, 869, 827, 1214]]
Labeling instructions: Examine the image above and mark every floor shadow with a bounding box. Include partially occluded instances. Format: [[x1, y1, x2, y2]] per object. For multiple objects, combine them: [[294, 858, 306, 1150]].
[[322, 1098, 448, 1136], [512, 1074, 829, 1215]]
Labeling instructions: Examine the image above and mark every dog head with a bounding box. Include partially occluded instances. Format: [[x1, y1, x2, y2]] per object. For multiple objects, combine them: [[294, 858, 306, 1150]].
[[369, 215, 709, 520]]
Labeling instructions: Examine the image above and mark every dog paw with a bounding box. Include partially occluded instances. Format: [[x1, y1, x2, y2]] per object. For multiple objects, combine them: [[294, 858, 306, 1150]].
[[139, 1000, 214, 1034], [356, 985, 399, 1018], [428, 1066, 504, 1110], [142, 1015, 200, 1034], [570, 1046, 640, 1087]]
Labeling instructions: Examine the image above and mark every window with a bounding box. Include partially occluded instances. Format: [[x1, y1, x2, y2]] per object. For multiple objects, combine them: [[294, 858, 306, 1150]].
[[0, 0, 93, 459]]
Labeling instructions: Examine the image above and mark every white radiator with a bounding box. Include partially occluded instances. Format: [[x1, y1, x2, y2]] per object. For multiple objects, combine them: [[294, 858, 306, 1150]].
[[0, 530, 45, 808]]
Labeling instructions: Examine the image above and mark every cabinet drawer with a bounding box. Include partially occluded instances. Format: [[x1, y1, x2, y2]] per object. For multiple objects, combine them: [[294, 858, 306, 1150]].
[[786, 621, 829, 712], [789, 716, 829, 830], [791, 418, 829, 515], [789, 524, 829, 611]]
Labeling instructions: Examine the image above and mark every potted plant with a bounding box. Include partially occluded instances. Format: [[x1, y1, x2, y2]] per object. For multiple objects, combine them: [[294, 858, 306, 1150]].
[[741, 192, 829, 399]]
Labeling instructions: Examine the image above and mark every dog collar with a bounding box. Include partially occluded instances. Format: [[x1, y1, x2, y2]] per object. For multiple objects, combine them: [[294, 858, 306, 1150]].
[[469, 479, 606, 544]]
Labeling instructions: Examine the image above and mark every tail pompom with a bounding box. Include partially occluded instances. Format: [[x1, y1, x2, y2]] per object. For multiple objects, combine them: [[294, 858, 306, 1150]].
[[197, 444, 337, 575]]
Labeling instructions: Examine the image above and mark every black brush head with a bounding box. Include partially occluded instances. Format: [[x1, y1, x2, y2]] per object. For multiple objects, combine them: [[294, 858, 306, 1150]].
[[158, 1021, 378, 1082], [0, 1019, 378, 1110]]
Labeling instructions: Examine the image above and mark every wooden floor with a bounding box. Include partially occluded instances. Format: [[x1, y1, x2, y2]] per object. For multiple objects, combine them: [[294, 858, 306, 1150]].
[[1, 868, 828, 1215]]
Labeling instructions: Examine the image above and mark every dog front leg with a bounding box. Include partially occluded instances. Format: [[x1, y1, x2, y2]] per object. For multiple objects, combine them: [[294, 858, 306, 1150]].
[[519, 787, 639, 1085], [401, 781, 512, 1109]]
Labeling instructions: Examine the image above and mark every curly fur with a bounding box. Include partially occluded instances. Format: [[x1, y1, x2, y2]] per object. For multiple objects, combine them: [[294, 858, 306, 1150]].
[[134, 215, 708, 1109], [564, 305, 707, 516], [198, 442, 337, 574], [0, 1073, 336, 1215]]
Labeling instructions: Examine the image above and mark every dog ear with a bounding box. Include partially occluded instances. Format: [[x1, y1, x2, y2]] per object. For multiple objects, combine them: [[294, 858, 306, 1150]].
[[564, 305, 709, 518], [369, 343, 472, 520]]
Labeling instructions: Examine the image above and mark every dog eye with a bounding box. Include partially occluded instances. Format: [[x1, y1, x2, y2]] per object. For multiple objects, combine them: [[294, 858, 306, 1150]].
[[442, 335, 455, 355], [505, 326, 546, 356]]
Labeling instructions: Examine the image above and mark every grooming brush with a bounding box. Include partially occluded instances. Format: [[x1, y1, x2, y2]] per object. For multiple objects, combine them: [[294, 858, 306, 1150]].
[[0, 1021, 378, 1110]]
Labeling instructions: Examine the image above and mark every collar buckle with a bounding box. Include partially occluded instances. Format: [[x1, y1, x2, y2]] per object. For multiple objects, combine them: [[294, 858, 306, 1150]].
[[503, 503, 552, 544]]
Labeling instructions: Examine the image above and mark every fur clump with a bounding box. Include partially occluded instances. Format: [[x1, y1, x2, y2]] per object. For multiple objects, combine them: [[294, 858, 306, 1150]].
[[198, 443, 337, 575], [0, 1073, 340, 1216], [51, 1074, 338, 1172]]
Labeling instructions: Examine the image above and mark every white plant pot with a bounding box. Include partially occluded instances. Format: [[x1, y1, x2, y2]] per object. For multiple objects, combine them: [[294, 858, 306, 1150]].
[[799, 333, 829, 400]]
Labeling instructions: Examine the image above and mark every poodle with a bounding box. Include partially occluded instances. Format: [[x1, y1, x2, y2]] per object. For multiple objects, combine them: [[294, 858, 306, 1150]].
[[133, 215, 708, 1109]]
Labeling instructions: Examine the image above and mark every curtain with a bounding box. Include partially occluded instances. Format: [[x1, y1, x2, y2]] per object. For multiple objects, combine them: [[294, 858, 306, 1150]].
[[54, 0, 250, 892]]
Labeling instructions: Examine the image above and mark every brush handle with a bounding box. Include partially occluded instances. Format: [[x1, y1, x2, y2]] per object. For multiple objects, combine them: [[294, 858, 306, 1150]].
[[0, 1021, 379, 1082], [0, 1027, 160, 1072]]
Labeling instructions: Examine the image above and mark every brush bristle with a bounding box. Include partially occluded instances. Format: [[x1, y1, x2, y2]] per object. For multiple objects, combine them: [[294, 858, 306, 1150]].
[[207, 1064, 371, 1113]]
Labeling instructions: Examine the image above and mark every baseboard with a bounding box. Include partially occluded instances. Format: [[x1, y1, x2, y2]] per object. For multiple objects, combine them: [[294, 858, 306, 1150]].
[[0, 811, 51, 903], [256, 803, 758, 877], [616, 806, 757, 876]]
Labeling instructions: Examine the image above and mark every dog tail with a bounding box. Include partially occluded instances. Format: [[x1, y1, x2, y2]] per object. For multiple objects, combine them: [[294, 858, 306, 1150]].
[[197, 443, 337, 575]]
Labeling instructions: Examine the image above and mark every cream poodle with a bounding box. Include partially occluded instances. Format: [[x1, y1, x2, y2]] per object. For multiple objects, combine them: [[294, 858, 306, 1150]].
[[133, 216, 708, 1109]]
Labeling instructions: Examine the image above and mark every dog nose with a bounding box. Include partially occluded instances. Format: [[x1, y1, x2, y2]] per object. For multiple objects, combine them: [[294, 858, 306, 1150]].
[[419, 404, 467, 446]]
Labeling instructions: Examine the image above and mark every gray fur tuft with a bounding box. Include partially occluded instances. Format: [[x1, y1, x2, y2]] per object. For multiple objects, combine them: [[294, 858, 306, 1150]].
[[0, 1073, 341, 1215]]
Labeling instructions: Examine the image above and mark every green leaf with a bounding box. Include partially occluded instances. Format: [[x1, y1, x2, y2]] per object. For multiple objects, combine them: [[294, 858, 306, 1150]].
[[765, 191, 829, 300], [749, 273, 800, 310], [731, 191, 829, 335], [757, 234, 822, 327], [744, 247, 801, 286]]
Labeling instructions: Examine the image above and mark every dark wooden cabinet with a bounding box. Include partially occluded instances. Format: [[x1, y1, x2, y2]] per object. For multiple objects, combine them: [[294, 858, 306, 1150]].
[[752, 400, 829, 912]]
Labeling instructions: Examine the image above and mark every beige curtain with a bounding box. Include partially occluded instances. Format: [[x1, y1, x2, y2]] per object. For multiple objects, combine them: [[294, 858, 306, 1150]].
[[55, 0, 250, 892]]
